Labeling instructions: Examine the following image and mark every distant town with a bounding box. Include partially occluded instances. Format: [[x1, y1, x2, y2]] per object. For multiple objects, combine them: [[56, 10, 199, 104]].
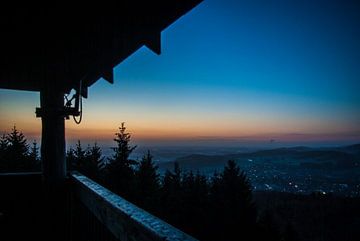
[[153, 144, 360, 197]]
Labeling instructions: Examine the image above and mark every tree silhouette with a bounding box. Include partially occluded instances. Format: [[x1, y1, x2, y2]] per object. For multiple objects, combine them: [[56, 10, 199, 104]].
[[209, 160, 257, 241], [160, 162, 184, 226], [106, 123, 137, 199], [0, 134, 9, 170], [84, 142, 105, 181], [28, 140, 40, 171], [74, 140, 86, 168], [29, 141, 39, 162], [0, 126, 40, 172], [181, 171, 209, 239], [66, 141, 104, 182], [66, 140, 87, 173], [66, 147, 76, 172], [6, 126, 29, 170], [0, 134, 8, 152], [134, 150, 160, 213]]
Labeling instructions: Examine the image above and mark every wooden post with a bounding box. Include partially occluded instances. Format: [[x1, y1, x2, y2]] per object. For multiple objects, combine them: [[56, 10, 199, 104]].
[[40, 88, 66, 184], [39, 87, 69, 241]]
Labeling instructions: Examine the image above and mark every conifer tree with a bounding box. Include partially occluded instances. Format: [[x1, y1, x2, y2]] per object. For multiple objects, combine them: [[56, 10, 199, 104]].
[[7, 126, 28, 156], [0, 134, 8, 153], [0, 134, 9, 170], [66, 146, 78, 172], [106, 123, 137, 199], [28, 140, 40, 171], [66, 141, 104, 182], [74, 140, 86, 167], [134, 150, 160, 213], [66, 140, 86, 173], [29, 141, 39, 162], [6, 126, 29, 171], [0, 126, 41, 171], [84, 142, 105, 182], [75, 142, 104, 182], [88, 142, 105, 169], [160, 162, 185, 227], [181, 170, 209, 238], [192, 171, 209, 237], [209, 160, 257, 241]]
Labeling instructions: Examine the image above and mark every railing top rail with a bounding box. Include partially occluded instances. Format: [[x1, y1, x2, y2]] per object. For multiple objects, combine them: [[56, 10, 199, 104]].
[[71, 172, 199, 241], [0, 171, 42, 176]]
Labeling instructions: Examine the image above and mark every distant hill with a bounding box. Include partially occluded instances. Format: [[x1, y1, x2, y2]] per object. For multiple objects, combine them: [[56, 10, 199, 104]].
[[335, 143, 360, 154], [158, 144, 360, 172]]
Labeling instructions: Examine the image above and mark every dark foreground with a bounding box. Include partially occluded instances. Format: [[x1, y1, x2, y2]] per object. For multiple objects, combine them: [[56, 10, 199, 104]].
[[254, 191, 360, 241]]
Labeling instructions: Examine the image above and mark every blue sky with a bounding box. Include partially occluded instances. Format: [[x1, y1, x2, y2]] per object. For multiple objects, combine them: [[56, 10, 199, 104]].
[[1, 0, 359, 147]]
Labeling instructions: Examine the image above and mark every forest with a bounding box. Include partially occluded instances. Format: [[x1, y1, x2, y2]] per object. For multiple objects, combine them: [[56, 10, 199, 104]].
[[1, 125, 359, 241]]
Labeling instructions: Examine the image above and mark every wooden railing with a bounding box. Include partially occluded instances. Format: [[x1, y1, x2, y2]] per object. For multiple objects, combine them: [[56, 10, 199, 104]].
[[71, 172, 198, 241], [0, 172, 198, 241]]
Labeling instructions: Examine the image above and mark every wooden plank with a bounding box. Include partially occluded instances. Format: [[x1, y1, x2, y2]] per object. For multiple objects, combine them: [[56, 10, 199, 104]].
[[71, 172, 199, 241]]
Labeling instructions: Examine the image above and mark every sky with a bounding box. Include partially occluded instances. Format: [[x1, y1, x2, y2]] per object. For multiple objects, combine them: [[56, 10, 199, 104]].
[[1, 0, 359, 148]]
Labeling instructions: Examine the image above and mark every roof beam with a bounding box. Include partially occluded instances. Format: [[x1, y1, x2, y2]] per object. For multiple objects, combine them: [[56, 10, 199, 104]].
[[145, 32, 161, 55]]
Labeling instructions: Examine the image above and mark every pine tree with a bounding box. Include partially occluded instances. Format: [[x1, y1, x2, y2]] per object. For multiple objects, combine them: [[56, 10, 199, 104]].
[[192, 171, 209, 238], [0, 134, 9, 170], [109, 123, 137, 165], [84, 142, 105, 182], [6, 126, 30, 171], [106, 123, 137, 199], [208, 170, 224, 240], [181, 170, 210, 238], [74, 140, 86, 168], [66, 147, 76, 172], [134, 150, 160, 213], [173, 162, 182, 188], [29, 141, 39, 162], [0, 134, 8, 153], [28, 140, 40, 171], [160, 162, 184, 227], [66, 140, 86, 173], [66, 141, 104, 181], [88, 142, 105, 170], [208, 160, 257, 241]]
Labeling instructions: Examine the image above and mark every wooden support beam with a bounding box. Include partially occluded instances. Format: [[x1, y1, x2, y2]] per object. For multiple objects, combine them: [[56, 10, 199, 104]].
[[39, 87, 69, 241], [40, 88, 66, 184]]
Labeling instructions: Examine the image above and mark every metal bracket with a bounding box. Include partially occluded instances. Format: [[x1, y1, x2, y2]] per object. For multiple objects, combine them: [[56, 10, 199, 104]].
[[35, 107, 80, 119]]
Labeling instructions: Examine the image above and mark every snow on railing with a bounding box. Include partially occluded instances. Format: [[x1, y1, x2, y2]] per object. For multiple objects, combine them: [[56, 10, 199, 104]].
[[71, 172, 198, 241]]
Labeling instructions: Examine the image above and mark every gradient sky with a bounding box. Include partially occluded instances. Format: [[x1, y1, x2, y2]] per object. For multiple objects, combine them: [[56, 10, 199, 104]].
[[1, 0, 359, 147]]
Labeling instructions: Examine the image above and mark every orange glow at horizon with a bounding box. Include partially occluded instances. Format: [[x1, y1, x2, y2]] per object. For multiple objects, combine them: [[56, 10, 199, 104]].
[[0, 89, 359, 145], [1, 111, 358, 145]]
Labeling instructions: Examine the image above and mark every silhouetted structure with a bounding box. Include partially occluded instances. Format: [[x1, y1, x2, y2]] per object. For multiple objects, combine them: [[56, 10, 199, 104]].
[[0, 2, 202, 241]]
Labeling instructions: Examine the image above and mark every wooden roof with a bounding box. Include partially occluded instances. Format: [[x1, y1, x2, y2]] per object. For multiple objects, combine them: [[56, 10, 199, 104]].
[[0, 1, 202, 97]]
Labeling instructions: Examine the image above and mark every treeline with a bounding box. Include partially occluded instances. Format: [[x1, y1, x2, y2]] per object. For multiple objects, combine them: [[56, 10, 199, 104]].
[[0, 125, 297, 240], [1, 126, 357, 240], [67, 123, 298, 241], [0, 126, 40, 172]]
